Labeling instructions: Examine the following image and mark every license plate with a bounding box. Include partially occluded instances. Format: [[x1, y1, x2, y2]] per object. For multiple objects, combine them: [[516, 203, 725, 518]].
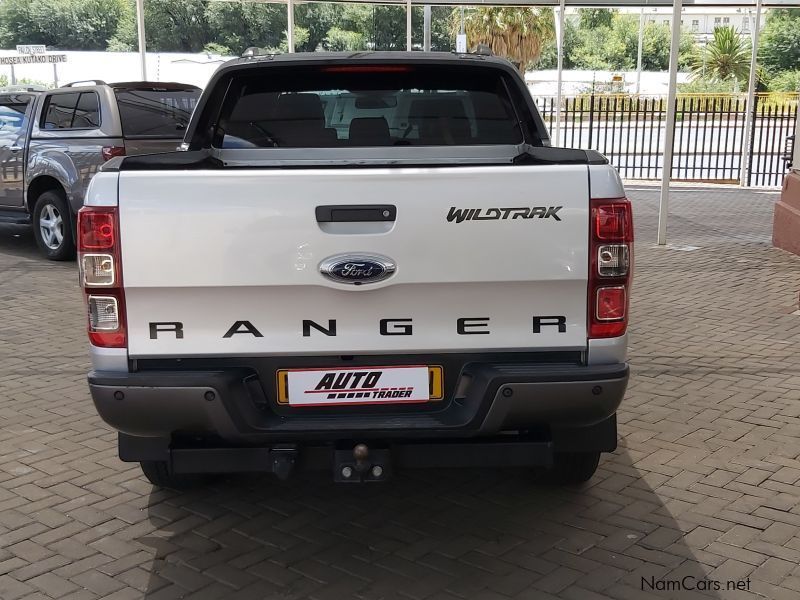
[[277, 365, 443, 406]]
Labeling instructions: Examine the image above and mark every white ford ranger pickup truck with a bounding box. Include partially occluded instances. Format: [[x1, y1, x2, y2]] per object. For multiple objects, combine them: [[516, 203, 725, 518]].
[[79, 52, 632, 488]]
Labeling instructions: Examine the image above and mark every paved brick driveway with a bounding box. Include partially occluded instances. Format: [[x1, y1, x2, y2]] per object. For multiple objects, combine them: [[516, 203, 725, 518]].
[[1, 185, 799, 600]]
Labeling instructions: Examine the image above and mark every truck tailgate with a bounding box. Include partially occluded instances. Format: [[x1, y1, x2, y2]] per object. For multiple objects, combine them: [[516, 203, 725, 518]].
[[119, 164, 589, 357]]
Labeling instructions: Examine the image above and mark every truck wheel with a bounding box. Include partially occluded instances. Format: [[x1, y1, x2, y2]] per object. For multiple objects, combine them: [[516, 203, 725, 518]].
[[32, 190, 76, 261], [549, 451, 600, 485], [139, 461, 204, 490]]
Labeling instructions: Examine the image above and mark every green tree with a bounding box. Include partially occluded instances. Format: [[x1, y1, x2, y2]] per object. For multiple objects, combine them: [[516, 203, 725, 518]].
[[452, 7, 555, 72], [0, 0, 128, 50], [678, 77, 746, 94], [324, 27, 366, 52], [149, 0, 209, 52], [534, 19, 578, 70], [336, 4, 371, 41], [110, 0, 210, 52], [578, 8, 616, 30], [678, 30, 698, 71], [372, 5, 413, 51], [202, 42, 232, 56], [768, 70, 800, 92], [572, 15, 645, 71], [429, 7, 454, 52], [759, 9, 800, 75], [567, 14, 697, 73], [295, 3, 344, 52], [692, 26, 751, 86], [206, 1, 285, 56]]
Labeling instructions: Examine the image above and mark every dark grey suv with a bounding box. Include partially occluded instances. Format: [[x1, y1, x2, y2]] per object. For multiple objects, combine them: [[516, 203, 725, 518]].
[[0, 81, 201, 259]]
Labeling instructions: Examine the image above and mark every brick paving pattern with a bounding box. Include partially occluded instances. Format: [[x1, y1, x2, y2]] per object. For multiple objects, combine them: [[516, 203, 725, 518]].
[[1, 184, 799, 600]]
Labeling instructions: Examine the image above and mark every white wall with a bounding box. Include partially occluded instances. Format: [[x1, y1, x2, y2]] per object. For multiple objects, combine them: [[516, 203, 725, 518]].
[[1, 50, 691, 97], [526, 70, 691, 96], [0, 50, 234, 89]]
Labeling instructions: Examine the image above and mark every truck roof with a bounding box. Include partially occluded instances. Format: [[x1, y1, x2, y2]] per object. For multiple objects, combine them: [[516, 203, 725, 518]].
[[222, 51, 514, 71]]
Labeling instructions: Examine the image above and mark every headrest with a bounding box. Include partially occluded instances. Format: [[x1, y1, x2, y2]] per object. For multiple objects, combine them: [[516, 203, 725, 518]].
[[470, 92, 510, 119], [409, 97, 468, 121], [275, 93, 325, 123], [229, 93, 273, 122], [349, 117, 390, 146]]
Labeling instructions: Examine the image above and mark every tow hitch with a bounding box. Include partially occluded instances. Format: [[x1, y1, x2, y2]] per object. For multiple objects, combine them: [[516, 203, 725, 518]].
[[270, 445, 299, 480], [334, 443, 391, 482]]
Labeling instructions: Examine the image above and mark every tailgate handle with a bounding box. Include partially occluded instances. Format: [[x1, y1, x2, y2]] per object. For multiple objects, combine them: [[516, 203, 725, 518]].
[[316, 205, 396, 223]]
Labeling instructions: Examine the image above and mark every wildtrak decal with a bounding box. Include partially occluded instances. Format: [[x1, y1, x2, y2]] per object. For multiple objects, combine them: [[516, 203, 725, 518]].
[[446, 206, 563, 223]]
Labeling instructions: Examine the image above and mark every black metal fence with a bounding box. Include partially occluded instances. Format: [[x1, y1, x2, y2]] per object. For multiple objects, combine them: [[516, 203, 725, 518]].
[[534, 94, 799, 187]]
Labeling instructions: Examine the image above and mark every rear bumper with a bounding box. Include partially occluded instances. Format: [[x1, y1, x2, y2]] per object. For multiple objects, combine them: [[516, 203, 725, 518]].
[[88, 362, 628, 444]]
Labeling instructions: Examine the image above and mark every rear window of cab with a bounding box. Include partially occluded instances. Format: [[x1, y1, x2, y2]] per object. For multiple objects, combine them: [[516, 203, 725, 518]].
[[214, 64, 540, 149]]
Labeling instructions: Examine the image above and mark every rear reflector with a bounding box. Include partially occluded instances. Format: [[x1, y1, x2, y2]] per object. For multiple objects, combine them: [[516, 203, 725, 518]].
[[596, 286, 626, 321], [594, 202, 633, 242], [79, 211, 115, 250], [102, 146, 126, 161]]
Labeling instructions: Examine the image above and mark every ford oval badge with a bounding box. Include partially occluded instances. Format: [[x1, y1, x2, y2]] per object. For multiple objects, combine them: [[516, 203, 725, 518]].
[[319, 254, 396, 285]]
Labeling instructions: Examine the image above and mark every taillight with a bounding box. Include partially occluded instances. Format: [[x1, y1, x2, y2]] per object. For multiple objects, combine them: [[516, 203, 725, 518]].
[[101, 146, 126, 161], [594, 202, 633, 241], [589, 198, 633, 339], [78, 206, 126, 348]]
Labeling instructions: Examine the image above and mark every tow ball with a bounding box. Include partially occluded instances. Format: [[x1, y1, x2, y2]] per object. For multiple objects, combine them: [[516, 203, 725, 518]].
[[334, 443, 391, 482]]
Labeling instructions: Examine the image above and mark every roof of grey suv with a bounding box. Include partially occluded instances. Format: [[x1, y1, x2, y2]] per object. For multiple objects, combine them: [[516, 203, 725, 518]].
[[52, 81, 200, 92], [110, 81, 200, 91], [0, 87, 44, 95]]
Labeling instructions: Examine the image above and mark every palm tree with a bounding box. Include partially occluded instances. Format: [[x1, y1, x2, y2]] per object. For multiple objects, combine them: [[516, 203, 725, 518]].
[[451, 8, 555, 73], [692, 26, 751, 87]]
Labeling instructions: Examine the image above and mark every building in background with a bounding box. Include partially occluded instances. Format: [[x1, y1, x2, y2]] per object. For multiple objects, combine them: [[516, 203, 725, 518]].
[[581, 7, 765, 45]]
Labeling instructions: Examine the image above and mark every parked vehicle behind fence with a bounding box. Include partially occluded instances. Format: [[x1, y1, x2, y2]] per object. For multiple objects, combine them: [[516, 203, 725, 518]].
[[0, 81, 201, 259]]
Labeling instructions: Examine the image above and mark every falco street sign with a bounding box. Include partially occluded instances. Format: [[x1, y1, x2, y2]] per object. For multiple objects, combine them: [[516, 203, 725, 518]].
[[16, 45, 47, 55]]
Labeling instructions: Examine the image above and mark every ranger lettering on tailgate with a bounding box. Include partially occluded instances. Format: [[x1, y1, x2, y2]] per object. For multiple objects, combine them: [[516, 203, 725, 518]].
[[146, 316, 568, 339]]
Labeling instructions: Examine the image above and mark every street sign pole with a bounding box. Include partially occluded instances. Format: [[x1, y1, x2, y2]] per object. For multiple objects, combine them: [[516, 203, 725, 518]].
[[555, 0, 566, 146], [287, 0, 295, 52], [657, 0, 683, 246], [636, 8, 645, 94], [136, 0, 147, 79], [407, 0, 413, 51], [423, 5, 431, 52]]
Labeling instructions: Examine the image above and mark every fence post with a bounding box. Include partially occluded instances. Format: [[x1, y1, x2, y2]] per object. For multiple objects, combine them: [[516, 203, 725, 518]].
[[746, 95, 759, 187], [588, 94, 595, 149], [740, 0, 763, 186]]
